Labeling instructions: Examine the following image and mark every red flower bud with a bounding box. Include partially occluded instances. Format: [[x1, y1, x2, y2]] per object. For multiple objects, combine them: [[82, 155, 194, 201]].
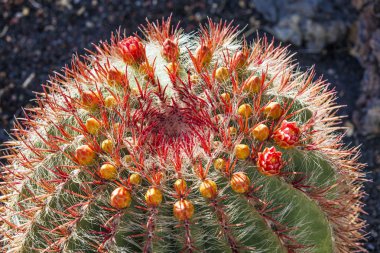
[[257, 147, 283, 176], [119, 36, 146, 65], [272, 120, 301, 149], [162, 38, 179, 61]]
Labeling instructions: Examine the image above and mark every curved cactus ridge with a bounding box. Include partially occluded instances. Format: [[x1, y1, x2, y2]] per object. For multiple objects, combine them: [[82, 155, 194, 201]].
[[0, 17, 366, 253]]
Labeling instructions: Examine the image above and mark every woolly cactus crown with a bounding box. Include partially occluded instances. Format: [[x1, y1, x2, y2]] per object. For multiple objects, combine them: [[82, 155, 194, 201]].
[[0, 18, 365, 253]]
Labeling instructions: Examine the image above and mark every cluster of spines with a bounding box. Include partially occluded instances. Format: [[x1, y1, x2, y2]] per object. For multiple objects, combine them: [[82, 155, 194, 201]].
[[0, 17, 366, 253]]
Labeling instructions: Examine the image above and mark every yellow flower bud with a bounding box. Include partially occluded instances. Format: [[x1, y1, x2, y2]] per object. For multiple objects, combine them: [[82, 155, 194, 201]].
[[99, 164, 117, 180], [129, 173, 142, 185], [230, 172, 250, 193], [85, 118, 101, 135], [213, 158, 226, 171], [235, 144, 250, 160], [263, 102, 282, 119], [215, 67, 229, 82], [237, 104, 252, 118], [145, 187, 163, 207], [104, 95, 117, 108], [101, 139, 114, 154], [220, 92, 231, 103], [75, 145, 96, 165], [174, 179, 187, 195], [199, 179, 217, 199], [243, 76, 261, 94], [251, 124, 270, 142]]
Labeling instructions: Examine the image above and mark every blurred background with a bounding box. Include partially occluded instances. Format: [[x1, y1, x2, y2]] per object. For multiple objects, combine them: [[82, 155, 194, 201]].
[[0, 0, 379, 251]]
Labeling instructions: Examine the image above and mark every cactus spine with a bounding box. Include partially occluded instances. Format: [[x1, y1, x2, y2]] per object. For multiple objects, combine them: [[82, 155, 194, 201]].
[[0, 18, 365, 253]]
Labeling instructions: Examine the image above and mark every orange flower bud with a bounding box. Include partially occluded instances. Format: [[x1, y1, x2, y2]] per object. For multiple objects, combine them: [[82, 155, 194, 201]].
[[237, 104, 252, 118], [195, 44, 212, 67], [101, 139, 113, 154], [85, 118, 101, 135], [215, 67, 229, 82], [81, 91, 99, 109], [213, 158, 226, 171], [99, 163, 117, 180], [145, 187, 163, 207], [263, 102, 282, 120], [75, 145, 96, 165], [230, 172, 250, 193], [104, 96, 117, 108], [235, 144, 250, 160], [129, 173, 142, 185], [173, 199, 194, 221], [243, 76, 261, 94], [251, 124, 270, 142], [174, 179, 187, 195], [199, 179, 217, 199], [107, 69, 124, 86], [110, 187, 132, 209]]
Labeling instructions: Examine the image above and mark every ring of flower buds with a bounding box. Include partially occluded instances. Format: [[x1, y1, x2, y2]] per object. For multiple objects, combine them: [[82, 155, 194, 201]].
[[75, 145, 96, 165], [257, 146, 284, 176]]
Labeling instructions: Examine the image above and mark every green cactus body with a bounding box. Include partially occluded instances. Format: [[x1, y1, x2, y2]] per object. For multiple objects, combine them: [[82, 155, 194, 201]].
[[0, 18, 365, 253]]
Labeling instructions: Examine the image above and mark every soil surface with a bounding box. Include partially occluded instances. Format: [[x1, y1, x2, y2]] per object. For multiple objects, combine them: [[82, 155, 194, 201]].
[[0, 0, 379, 251]]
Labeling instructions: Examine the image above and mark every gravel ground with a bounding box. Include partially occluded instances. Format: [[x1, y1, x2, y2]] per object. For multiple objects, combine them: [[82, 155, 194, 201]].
[[0, 0, 379, 251]]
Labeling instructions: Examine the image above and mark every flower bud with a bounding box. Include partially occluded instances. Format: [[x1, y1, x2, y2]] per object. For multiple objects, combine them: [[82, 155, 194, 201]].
[[220, 92, 231, 104], [81, 91, 99, 109], [145, 187, 163, 207], [195, 44, 212, 67], [257, 147, 283, 176], [162, 38, 179, 61], [215, 67, 229, 82], [213, 158, 226, 171], [110, 187, 132, 209], [101, 139, 114, 154], [199, 179, 217, 199], [107, 69, 124, 86], [230, 172, 250, 193], [173, 200, 194, 220], [273, 120, 301, 149], [263, 102, 282, 120], [119, 36, 145, 65], [174, 179, 187, 195], [85, 118, 101, 135], [235, 144, 250, 160], [237, 104, 252, 118], [251, 124, 270, 142], [129, 173, 142, 185], [75, 145, 96, 165], [104, 96, 117, 108], [99, 164, 117, 180], [243, 76, 261, 94]]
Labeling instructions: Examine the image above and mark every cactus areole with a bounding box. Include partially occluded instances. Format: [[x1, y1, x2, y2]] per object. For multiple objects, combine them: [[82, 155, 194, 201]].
[[0, 18, 366, 253]]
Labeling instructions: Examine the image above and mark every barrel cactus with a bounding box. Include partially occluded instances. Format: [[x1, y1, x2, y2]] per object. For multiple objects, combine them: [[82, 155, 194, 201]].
[[0, 18, 366, 253]]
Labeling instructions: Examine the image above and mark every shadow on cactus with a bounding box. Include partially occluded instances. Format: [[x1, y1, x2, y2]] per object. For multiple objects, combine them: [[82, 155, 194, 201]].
[[0, 17, 366, 253]]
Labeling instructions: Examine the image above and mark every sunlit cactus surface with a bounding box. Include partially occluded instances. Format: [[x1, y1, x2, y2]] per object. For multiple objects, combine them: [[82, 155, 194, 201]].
[[0, 18, 366, 253]]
